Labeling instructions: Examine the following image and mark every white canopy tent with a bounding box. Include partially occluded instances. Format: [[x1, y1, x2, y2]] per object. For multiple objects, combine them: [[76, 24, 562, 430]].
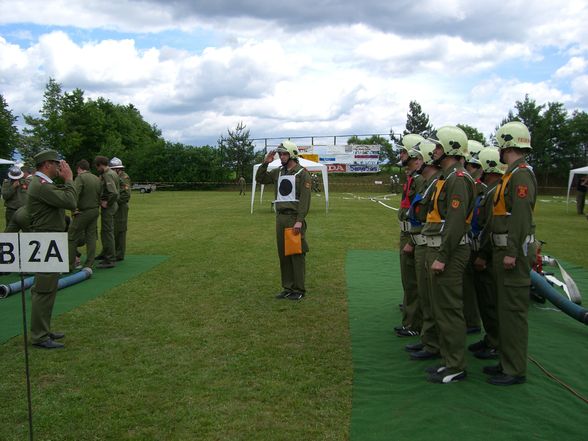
[[566, 165, 588, 210], [0, 158, 15, 165], [250, 157, 329, 214]]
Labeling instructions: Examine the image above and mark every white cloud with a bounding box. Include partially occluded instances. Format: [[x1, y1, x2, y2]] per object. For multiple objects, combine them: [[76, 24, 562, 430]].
[[555, 57, 587, 78]]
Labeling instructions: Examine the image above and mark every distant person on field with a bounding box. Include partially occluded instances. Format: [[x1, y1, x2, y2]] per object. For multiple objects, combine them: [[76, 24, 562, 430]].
[[576, 174, 588, 215], [238, 175, 246, 195]]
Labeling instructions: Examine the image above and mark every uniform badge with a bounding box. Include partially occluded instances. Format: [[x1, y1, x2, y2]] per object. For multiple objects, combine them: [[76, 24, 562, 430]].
[[451, 199, 460, 209], [517, 185, 528, 198]]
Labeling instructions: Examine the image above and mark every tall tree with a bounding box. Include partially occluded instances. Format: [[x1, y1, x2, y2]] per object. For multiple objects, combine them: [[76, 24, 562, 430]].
[[0, 94, 18, 159], [404, 100, 434, 137], [217, 122, 255, 179], [568, 110, 588, 166]]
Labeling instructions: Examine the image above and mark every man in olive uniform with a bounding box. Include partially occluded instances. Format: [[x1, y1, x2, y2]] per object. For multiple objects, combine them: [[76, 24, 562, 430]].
[[94, 156, 119, 268], [110, 157, 131, 261], [2, 165, 27, 229], [405, 141, 442, 356], [468, 147, 504, 360], [255, 140, 311, 301], [68, 159, 101, 270], [238, 175, 246, 195], [484, 121, 537, 386], [420, 126, 475, 383], [462, 140, 484, 335], [394, 134, 425, 337], [27, 150, 77, 349]]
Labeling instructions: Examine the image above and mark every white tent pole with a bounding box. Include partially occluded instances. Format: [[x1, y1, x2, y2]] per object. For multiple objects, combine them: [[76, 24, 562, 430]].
[[322, 167, 329, 213], [250, 164, 259, 214]]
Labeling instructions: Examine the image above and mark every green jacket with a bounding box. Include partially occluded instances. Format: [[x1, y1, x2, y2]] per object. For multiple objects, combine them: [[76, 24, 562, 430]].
[[2, 178, 27, 210], [100, 167, 120, 207], [474, 179, 500, 262], [422, 163, 475, 264], [398, 169, 425, 231], [27, 173, 77, 232], [118, 171, 132, 204], [255, 162, 311, 222], [490, 157, 537, 258], [74, 171, 102, 210]]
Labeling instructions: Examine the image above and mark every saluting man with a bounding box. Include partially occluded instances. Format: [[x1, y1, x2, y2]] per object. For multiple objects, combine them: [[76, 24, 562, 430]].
[[27, 150, 77, 349], [110, 157, 131, 261], [420, 126, 475, 383], [484, 121, 537, 386], [94, 156, 120, 268], [255, 140, 312, 301]]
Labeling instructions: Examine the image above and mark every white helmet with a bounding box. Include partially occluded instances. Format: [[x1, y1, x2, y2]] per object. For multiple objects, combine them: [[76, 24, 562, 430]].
[[427, 126, 468, 158], [466, 140, 484, 165], [109, 157, 124, 169], [418, 140, 437, 166], [478, 147, 505, 175], [8, 166, 24, 180]]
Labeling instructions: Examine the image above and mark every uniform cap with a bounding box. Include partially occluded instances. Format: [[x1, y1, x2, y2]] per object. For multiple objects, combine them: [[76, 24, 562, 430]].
[[110, 157, 124, 169], [34, 149, 60, 165], [8, 166, 24, 180]]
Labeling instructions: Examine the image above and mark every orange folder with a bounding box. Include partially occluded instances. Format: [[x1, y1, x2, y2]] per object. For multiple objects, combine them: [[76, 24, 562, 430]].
[[284, 227, 302, 256]]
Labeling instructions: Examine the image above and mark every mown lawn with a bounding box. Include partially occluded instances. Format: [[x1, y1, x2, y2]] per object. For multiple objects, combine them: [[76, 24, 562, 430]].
[[0, 190, 586, 440]]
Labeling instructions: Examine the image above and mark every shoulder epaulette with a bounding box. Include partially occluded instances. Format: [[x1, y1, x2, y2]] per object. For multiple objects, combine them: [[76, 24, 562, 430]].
[[456, 170, 464, 177]]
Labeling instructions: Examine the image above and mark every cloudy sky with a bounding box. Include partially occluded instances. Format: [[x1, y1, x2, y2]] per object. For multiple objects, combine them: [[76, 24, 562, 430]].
[[1, 0, 587, 147]]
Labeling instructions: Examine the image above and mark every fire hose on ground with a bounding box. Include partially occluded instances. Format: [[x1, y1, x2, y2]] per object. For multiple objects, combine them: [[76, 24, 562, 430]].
[[0, 268, 93, 299]]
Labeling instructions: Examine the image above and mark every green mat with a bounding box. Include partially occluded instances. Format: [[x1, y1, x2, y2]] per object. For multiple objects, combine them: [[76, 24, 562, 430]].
[[0, 255, 167, 344], [346, 250, 587, 441]]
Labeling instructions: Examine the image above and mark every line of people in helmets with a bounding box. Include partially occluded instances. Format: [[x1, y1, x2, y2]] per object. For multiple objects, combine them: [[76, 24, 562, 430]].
[[393, 122, 537, 385]]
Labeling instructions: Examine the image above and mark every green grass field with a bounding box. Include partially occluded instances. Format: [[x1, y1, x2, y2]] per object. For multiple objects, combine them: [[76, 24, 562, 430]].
[[0, 190, 586, 440]]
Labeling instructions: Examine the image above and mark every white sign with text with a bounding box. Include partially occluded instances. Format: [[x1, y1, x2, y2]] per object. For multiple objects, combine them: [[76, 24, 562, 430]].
[[0, 233, 68, 273]]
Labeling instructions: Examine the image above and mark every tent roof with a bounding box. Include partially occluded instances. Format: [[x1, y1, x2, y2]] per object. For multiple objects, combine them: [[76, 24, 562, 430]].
[[570, 166, 588, 174], [0, 158, 15, 165]]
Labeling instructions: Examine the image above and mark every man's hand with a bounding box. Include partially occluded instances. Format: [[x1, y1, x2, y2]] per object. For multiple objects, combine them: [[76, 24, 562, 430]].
[[431, 259, 445, 274], [264, 150, 276, 164], [473, 257, 487, 271], [59, 160, 73, 181], [100, 200, 108, 209], [503, 255, 516, 270], [403, 243, 414, 254], [293, 221, 303, 235], [12, 180, 20, 188]]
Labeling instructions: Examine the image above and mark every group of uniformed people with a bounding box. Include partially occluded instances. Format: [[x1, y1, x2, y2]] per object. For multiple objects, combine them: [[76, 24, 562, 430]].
[[394, 122, 537, 385], [2, 150, 132, 349]]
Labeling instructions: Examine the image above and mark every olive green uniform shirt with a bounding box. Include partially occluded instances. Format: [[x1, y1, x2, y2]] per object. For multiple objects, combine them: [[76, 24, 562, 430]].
[[27, 173, 77, 232], [118, 171, 131, 204], [74, 172, 101, 210], [2, 178, 27, 210], [100, 167, 120, 207]]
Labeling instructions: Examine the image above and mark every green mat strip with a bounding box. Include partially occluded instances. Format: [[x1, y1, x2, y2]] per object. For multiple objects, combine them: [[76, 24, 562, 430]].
[[0, 255, 168, 344], [346, 249, 587, 441]]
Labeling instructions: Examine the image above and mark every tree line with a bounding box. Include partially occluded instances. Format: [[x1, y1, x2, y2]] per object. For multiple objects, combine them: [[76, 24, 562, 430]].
[[1, 79, 587, 185]]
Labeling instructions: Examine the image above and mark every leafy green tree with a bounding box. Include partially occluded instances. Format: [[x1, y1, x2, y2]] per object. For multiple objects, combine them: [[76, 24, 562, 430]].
[[568, 110, 588, 167], [0, 94, 18, 159], [217, 122, 255, 179], [457, 124, 487, 145], [404, 100, 434, 138]]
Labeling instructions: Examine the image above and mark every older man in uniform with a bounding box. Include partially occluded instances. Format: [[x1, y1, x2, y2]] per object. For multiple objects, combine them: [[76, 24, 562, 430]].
[[394, 135, 425, 337], [27, 150, 77, 349], [94, 156, 119, 269], [2, 165, 27, 229], [68, 159, 101, 270], [419, 126, 475, 383], [110, 157, 131, 261], [484, 121, 537, 386], [255, 140, 311, 301]]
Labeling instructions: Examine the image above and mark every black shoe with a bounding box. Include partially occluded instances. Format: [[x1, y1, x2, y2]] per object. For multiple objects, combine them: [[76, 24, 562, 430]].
[[115, 257, 124, 261], [97, 261, 115, 269], [474, 347, 499, 360], [49, 332, 65, 340], [424, 364, 446, 375], [95, 254, 106, 260], [488, 373, 526, 386], [467, 339, 487, 352], [405, 342, 425, 352], [394, 324, 404, 332], [410, 350, 441, 361], [286, 292, 304, 301], [396, 328, 420, 337], [275, 290, 292, 299], [466, 326, 481, 334], [428, 369, 466, 384], [482, 364, 503, 375], [32, 339, 64, 349]]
